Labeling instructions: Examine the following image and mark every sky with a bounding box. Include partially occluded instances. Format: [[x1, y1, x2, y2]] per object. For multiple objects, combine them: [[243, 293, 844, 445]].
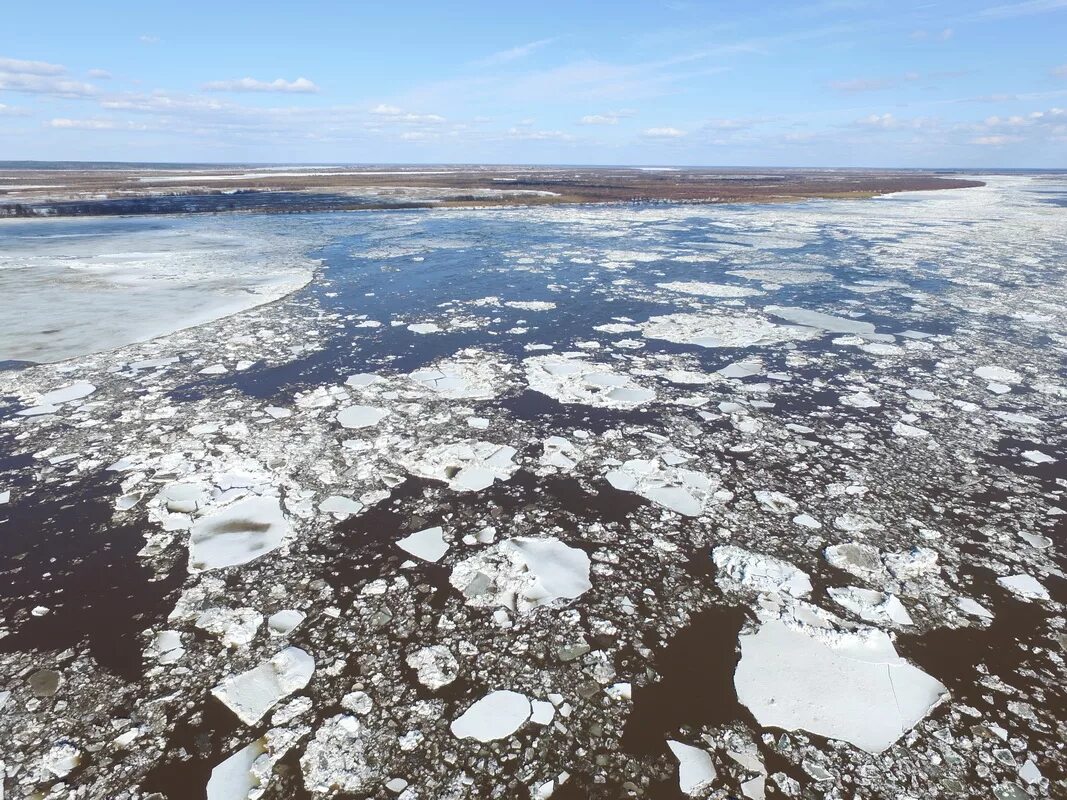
[[1, 0, 1065, 167]]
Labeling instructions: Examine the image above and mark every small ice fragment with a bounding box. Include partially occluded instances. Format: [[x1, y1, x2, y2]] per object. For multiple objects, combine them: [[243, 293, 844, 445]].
[[530, 700, 556, 725], [319, 495, 364, 518], [408, 322, 442, 334], [346, 373, 381, 387], [211, 647, 315, 725], [406, 645, 459, 689], [1018, 759, 1043, 785], [893, 422, 930, 439], [974, 365, 1021, 384], [713, 546, 812, 597], [206, 739, 266, 800], [40, 741, 81, 779], [997, 574, 1050, 601], [957, 597, 994, 619], [792, 513, 821, 529], [828, 586, 913, 625], [754, 490, 799, 515], [450, 690, 531, 741], [195, 607, 262, 647], [667, 741, 717, 796], [1021, 450, 1054, 464], [38, 381, 96, 406], [396, 526, 449, 562], [267, 609, 305, 636], [337, 405, 389, 429], [199, 364, 228, 375]]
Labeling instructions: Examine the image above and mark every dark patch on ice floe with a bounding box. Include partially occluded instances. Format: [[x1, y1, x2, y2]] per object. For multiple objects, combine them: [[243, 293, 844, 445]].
[[0, 471, 185, 679], [621, 605, 750, 755]]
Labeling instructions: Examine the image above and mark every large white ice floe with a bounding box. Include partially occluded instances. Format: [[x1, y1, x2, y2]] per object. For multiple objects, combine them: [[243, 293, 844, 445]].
[[450, 690, 531, 742], [398, 440, 518, 492], [188, 495, 290, 572], [336, 404, 390, 429], [524, 355, 656, 408], [301, 715, 376, 796], [734, 620, 947, 754], [206, 739, 266, 800], [827, 586, 913, 626], [997, 574, 1050, 601], [638, 312, 819, 349], [212, 647, 315, 725], [667, 741, 717, 796], [604, 459, 720, 516], [17, 380, 97, 416], [764, 305, 878, 335], [396, 526, 449, 562], [656, 281, 761, 298], [407, 351, 504, 400], [713, 546, 813, 597], [450, 536, 592, 614]]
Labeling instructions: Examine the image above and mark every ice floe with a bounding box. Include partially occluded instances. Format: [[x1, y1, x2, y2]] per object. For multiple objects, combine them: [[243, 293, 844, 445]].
[[734, 620, 947, 753], [450, 690, 531, 742], [188, 495, 290, 572], [212, 646, 315, 725], [524, 355, 655, 408], [713, 546, 812, 597], [667, 741, 717, 796], [638, 312, 819, 348], [396, 526, 449, 562], [605, 459, 720, 516], [399, 440, 518, 492], [450, 536, 592, 614]]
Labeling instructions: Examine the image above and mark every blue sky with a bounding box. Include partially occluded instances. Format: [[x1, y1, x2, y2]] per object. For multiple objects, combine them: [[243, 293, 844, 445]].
[[1, 0, 1065, 166]]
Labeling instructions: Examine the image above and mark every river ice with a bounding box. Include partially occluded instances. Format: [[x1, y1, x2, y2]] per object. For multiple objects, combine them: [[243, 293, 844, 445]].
[[0, 175, 1064, 799]]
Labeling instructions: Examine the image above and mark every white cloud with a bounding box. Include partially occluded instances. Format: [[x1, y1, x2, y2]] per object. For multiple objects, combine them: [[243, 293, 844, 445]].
[[1052, 64, 1067, 77], [830, 77, 891, 92], [580, 114, 619, 125], [48, 118, 147, 130], [474, 38, 556, 67], [0, 73, 96, 97], [0, 56, 97, 97], [203, 77, 319, 93], [139, 34, 160, 44], [857, 113, 896, 128], [369, 104, 445, 123], [978, 0, 1067, 17], [578, 109, 636, 125], [642, 126, 687, 138], [0, 56, 65, 75], [501, 127, 574, 141], [88, 69, 112, 80], [0, 102, 29, 116], [971, 134, 1023, 144]]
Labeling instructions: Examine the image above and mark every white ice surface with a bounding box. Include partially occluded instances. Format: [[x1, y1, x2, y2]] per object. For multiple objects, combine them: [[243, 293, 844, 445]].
[[188, 495, 290, 572], [734, 621, 947, 754], [0, 216, 317, 363], [206, 739, 265, 800], [396, 526, 449, 562], [667, 741, 717, 796], [450, 536, 592, 614], [450, 690, 531, 742], [212, 646, 315, 725]]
